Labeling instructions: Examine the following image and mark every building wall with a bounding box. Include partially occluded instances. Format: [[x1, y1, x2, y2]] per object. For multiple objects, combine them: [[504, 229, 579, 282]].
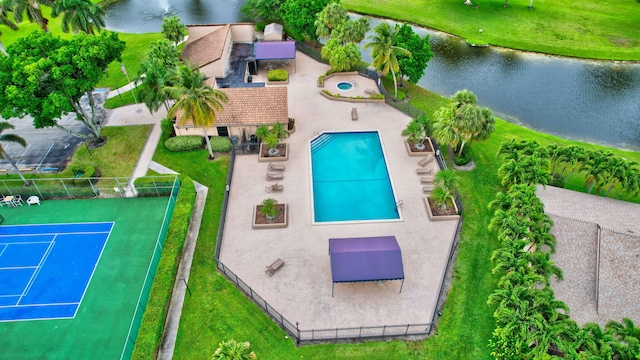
[[230, 23, 256, 42], [175, 125, 260, 139], [220, 30, 233, 78]]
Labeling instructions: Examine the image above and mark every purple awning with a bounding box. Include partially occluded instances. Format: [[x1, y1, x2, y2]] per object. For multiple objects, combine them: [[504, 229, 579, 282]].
[[329, 236, 404, 284], [255, 41, 296, 60]]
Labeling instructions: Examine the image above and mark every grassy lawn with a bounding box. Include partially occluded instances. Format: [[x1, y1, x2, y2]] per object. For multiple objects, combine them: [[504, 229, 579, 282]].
[[104, 88, 142, 109], [343, 0, 640, 60], [65, 125, 152, 177]]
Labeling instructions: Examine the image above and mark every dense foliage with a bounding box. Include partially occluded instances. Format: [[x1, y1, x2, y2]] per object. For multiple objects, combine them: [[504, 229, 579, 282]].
[[267, 69, 288, 81], [0, 31, 125, 141], [282, 0, 334, 40], [165, 135, 204, 152], [209, 136, 232, 153], [394, 23, 433, 84]]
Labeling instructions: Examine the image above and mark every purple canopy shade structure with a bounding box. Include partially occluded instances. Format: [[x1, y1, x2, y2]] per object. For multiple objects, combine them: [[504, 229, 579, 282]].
[[329, 236, 405, 296], [254, 41, 297, 72]]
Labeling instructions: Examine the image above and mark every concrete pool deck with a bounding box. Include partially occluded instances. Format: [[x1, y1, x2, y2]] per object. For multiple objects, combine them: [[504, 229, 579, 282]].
[[219, 51, 458, 334]]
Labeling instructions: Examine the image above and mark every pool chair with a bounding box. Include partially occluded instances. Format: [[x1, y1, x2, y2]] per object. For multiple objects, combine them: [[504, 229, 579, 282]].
[[416, 168, 434, 175], [418, 154, 434, 167], [11, 195, 24, 207], [265, 258, 285, 277], [265, 183, 283, 193], [420, 176, 434, 184], [422, 185, 435, 193], [266, 172, 284, 181], [27, 196, 41, 206], [268, 163, 285, 172]]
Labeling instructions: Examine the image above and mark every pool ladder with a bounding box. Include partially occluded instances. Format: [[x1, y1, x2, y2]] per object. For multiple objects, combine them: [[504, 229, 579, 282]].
[[396, 200, 404, 210]]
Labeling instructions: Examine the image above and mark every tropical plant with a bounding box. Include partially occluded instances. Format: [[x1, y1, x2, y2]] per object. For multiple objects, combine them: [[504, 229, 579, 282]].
[[259, 198, 279, 220], [11, 0, 53, 32], [0, 31, 125, 142], [365, 22, 411, 100], [320, 39, 361, 71], [160, 118, 175, 137], [51, 0, 105, 34], [316, 2, 368, 71], [580, 149, 614, 194], [241, 0, 285, 22], [0, 122, 30, 185], [401, 114, 431, 150], [281, 0, 332, 40], [137, 39, 181, 113], [394, 23, 433, 84], [256, 122, 289, 155], [163, 64, 229, 159], [161, 15, 187, 46], [212, 339, 257, 360], [432, 104, 462, 162], [0, 0, 18, 55], [434, 168, 459, 192], [430, 185, 453, 210]]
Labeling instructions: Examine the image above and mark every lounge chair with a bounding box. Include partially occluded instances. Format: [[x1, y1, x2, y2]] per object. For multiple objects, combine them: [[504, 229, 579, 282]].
[[266, 172, 284, 181], [364, 89, 376, 95], [265, 183, 284, 193], [265, 258, 285, 277], [268, 163, 285, 171], [420, 176, 434, 184], [416, 168, 434, 175], [418, 154, 434, 167], [351, 107, 358, 121], [26, 196, 41, 206], [422, 185, 435, 193]]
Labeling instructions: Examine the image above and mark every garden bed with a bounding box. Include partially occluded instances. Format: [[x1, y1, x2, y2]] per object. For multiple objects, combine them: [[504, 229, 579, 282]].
[[252, 204, 287, 229]]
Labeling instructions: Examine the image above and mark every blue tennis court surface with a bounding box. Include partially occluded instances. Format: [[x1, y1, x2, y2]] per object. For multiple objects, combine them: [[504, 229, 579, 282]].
[[0, 222, 113, 322]]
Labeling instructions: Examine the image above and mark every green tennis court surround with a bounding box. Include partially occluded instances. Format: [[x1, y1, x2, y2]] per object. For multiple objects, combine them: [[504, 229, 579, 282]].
[[0, 196, 175, 359]]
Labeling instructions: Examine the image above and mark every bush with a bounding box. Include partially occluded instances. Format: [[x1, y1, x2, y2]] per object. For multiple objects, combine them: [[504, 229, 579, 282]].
[[255, 22, 266, 32], [551, 173, 565, 188], [161, 118, 175, 137], [454, 145, 474, 166], [67, 164, 98, 185], [209, 136, 232, 153], [165, 136, 203, 152], [369, 94, 385, 99], [395, 91, 407, 102], [268, 69, 288, 81]]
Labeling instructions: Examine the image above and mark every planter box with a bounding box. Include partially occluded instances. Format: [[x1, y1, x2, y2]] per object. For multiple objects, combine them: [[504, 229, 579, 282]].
[[258, 143, 289, 162], [318, 71, 359, 88], [253, 204, 288, 229], [405, 138, 435, 156], [424, 196, 460, 221], [319, 90, 385, 103], [267, 79, 289, 85]]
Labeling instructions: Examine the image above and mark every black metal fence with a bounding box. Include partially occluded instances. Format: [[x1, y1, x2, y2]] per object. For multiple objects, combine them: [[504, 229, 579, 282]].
[[211, 42, 466, 345]]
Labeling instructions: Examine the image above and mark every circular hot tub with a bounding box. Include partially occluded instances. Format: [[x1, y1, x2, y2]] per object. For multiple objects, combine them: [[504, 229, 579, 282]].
[[336, 82, 354, 91]]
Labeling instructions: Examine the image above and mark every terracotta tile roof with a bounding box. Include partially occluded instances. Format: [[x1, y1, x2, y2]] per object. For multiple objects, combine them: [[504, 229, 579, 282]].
[[175, 86, 288, 127], [181, 24, 230, 67]]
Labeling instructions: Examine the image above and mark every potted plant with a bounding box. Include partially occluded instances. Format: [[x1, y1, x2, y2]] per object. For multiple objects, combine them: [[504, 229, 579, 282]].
[[256, 122, 290, 160], [425, 169, 461, 221], [402, 114, 434, 155], [260, 198, 280, 221]]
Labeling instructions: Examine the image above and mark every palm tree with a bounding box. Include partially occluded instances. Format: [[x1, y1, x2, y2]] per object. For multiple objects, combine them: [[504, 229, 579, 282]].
[[0, 122, 30, 185], [137, 39, 181, 113], [581, 150, 613, 194], [365, 22, 411, 100], [51, 0, 105, 34], [434, 169, 459, 192], [11, 0, 53, 32], [212, 340, 257, 360], [161, 15, 187, 46], [401, 114, 431, 150], [0, 0, 18, 55], [163, 64, 228, 159], [432, 104, 462, 162]]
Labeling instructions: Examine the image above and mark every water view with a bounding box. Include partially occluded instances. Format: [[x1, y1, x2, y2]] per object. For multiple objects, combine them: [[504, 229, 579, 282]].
[[103, 1, 640, 149]]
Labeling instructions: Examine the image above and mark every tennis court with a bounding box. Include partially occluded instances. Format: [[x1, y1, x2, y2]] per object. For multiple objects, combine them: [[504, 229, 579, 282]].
[[0, 195, 175, 359], [0, 222, 113, 322]]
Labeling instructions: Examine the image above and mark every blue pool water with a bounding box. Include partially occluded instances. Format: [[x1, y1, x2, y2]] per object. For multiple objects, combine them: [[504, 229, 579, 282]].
[[311, 132, 399, 223], [336, 82, 353, 91]]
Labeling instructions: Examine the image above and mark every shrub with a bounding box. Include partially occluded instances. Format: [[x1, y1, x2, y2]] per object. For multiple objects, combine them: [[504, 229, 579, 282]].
[[161, 118, 175, 137], [255, 22, 266, 32], [317, 75, 325, 86], [454, 145, 473, 166], [67, 164, 98, 185], [369, 94, 385, 99], [165, 136, 203, 152], [209, 136, 232, 153], [395, 91, 407, 102], [268, 69, 288, 81]]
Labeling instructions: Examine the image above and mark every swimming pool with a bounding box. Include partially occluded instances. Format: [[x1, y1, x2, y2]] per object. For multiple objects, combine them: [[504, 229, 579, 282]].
[[310, 131, 400, 223]]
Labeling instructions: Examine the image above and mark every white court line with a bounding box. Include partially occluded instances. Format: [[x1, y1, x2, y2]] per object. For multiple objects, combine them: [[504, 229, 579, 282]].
[[0, 244, 5, 257], [72, 227, 114, 320], [0, 301, 80, 308], [0, 231, 112, 238], [0, 221, 114, 228], [0, 294, 21, 298], [16, 238, 55, 305], [0, 241, 54, 246], [0, 266, 38, 270]]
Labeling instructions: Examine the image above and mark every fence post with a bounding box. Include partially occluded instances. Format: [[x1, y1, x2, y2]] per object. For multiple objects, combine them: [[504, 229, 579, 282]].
[[296, 322, 300, 346]]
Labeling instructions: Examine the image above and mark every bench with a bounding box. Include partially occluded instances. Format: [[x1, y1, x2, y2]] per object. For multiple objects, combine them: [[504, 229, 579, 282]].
[[364, 89, 376, 95], [265, 258, 285, 277], [351, 107, 358, 121]]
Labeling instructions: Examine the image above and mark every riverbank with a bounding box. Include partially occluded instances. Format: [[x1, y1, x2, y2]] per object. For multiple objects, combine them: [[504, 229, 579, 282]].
[[344, 0, 640, 61]]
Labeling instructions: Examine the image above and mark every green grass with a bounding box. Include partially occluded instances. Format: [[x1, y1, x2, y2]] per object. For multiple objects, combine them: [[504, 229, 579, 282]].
[[343, 0, 640, 60], [104, 88, 142, 109], [65, 125, 152, 177]]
